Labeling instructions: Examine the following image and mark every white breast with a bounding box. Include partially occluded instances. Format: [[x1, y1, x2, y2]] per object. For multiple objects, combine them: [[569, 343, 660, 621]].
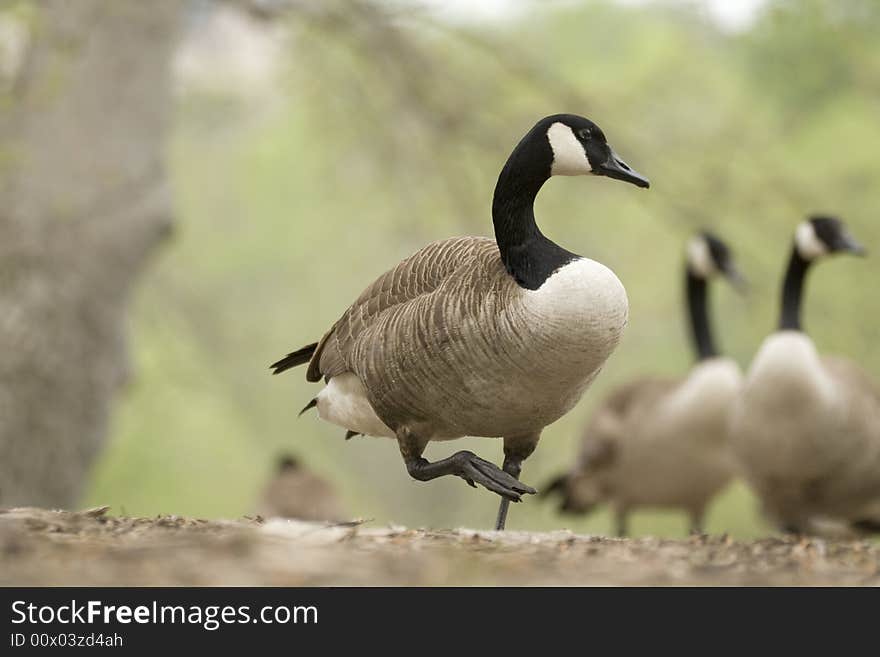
[[664, 358, 743, 428], [488, 257, 629, 423], [521, 257, 629, 350], [743, 332, 836, 403], [635, 360, 740, 484], [730, 331, 841, 498], [733, 332, 837, 448], [589, 362, 742, 510]]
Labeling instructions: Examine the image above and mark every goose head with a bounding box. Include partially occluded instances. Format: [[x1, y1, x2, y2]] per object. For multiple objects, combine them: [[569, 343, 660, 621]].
[[544, 114, 650, 187], [501, 114, 650, 189], [492, 115, 650, 288], [686, 231, 746, 290], [795, 215, 866, 261], [277, 455, 300, 472]]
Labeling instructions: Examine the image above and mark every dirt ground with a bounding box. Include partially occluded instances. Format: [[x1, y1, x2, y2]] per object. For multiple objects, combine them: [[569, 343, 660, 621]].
[[1, 507, 878, 586]]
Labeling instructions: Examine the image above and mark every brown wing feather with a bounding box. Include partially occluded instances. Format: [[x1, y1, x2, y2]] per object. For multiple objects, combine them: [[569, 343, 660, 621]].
[[818, 356, 880, 510], [822, 356, 880, 405], [306, 236, 497, 382], [577, 377, 679, 471]]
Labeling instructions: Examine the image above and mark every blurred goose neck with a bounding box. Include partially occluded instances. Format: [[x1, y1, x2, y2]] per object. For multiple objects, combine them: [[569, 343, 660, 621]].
[[492, 151, 577, 291], [779, 245, 810, 331], [686, 268, 718, 361]]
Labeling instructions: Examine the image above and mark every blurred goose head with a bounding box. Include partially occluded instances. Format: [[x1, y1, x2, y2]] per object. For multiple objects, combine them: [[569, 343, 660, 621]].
[[683, 230, 744, 361], [780, 215, 865, 331], [686, 231, 746, 290], [795, 215, 866, 261]]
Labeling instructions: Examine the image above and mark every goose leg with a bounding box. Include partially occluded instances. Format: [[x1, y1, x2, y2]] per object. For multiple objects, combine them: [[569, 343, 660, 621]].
[[494, 433, 540, 531], [688, 507, 706, 535], [396, 428, 535, 503]]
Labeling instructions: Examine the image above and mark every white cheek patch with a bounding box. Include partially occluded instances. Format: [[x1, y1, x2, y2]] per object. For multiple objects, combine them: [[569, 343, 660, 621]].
[[795, 221, 827, 260], [687, 236, 716, 277], [547, 122, 592, 176]]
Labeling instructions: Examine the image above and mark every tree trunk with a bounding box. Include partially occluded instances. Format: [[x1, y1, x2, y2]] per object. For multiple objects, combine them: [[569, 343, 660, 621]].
[[0, 0, 182, 507]]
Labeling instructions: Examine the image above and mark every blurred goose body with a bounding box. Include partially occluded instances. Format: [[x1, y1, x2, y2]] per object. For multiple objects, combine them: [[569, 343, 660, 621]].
[[272, 114, 649, 530], [258, 455, 345, 522], [730, 216, 880, 536], [544, 233, 743, 535]]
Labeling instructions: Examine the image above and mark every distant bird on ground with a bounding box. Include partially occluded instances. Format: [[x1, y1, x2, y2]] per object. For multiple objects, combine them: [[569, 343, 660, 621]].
[[271, 114, 649, 530], [543, 232, 744, 536], [257, 455, 345, 522], [730, 216, 880, 536]]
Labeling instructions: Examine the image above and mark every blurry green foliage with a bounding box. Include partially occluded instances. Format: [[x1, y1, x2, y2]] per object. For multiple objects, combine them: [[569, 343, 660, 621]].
[[86, 0, 880, 537]]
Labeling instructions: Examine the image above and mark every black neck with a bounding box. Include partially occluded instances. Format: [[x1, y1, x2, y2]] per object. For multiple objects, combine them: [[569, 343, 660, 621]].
[[779, 245, 810, 331], [686, 268, 718, 361], [491, 151, 577, 290]]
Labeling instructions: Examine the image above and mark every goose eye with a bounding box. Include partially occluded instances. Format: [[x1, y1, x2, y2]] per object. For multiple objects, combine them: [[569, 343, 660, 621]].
[[578, 127, 592, 140]]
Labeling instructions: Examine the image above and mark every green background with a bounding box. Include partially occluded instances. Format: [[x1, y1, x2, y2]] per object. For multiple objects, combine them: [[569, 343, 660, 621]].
[[85, 0, 880, 537]]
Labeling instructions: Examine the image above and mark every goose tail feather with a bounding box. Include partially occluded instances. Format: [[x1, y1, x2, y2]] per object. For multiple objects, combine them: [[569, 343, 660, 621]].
[[298, 398, 318, 417], [271, 342, 318, 375]]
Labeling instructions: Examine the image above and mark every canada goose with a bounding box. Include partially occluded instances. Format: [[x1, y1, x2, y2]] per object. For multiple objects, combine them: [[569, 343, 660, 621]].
[[543, 232, 744, 536], [272, 114, 649, 530], [730, 216, 880, 536], [257, 455, 345, 522]]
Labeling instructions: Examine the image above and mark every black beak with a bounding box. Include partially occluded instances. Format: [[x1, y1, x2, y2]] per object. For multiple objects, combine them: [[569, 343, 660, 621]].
[[596, 146, 650, 188], [722, 263, 748, 293], [838, 231, 866, 256]]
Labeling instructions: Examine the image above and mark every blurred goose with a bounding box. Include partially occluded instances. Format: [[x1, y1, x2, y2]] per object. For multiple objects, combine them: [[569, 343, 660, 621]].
[[543, 232, 744, 536], [271, 114, 649, 530], [257, 455, 345, 522], [730, 216, 880, 536]]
